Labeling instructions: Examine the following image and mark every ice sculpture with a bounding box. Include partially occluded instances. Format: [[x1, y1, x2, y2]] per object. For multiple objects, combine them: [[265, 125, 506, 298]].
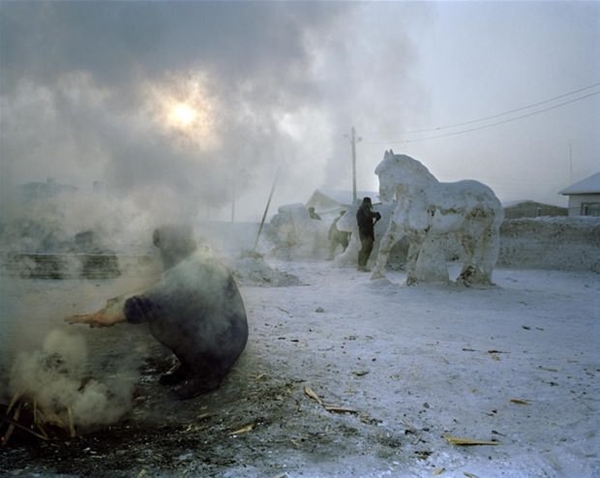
[[371, 150, 504, 285]]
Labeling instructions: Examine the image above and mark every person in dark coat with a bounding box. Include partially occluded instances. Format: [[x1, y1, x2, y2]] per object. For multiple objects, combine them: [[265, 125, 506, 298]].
[[66, 225, 248, 400], [355, 197, 381, 271]]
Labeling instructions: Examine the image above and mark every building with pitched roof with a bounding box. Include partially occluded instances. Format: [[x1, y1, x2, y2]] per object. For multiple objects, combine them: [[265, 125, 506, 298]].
[[559, 171, 600, 216]]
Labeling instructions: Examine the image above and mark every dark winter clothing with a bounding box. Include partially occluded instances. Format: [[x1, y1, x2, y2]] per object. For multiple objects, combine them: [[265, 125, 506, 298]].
[[355, 198, 381, 270]]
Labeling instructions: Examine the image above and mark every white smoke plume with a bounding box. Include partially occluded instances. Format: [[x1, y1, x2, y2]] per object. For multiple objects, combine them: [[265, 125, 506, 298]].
[[8, 329, 136, 432]]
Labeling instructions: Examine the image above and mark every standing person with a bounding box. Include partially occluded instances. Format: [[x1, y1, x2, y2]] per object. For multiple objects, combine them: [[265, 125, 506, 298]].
[[355, 197, 381, 271]]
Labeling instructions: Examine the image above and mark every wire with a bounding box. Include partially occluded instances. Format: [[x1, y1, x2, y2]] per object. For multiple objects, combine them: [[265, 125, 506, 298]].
[[364, 82, 600, 145], [405, 82, 600, 134], [395, 91, 600, 144]]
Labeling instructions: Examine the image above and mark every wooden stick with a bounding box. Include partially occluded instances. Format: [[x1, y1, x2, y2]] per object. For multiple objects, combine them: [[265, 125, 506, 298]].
[[2, 414, 49, 442], [2, 401, 22, 446], [67, 407, 76, 438], [33, 400, 49, 440], [253, 167, 281, 251], [7, 391, 22, 415]]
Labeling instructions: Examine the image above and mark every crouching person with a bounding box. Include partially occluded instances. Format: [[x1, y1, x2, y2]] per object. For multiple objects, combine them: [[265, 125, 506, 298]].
[[66, 225, 248, 400]]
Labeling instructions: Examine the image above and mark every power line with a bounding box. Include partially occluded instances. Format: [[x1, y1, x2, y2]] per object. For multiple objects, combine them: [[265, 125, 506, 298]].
[[403, 82, 600, 135], [363, 82, 600, 145], [405, 91, 599, 143]]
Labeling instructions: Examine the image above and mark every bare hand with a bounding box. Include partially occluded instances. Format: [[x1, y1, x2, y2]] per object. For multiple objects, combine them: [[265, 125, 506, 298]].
[[65, 298, 126, 328]]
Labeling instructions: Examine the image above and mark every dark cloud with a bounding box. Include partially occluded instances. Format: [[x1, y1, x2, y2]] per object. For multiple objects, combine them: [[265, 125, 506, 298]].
[[2, 1, 594, 223], [0, 1, 362, 221], [0, 1, 344, 95]]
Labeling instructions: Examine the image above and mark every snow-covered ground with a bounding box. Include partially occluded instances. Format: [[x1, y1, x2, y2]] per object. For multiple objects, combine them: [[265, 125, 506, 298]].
[[1, 217, 598, 477], [236, 260, 600, 477]]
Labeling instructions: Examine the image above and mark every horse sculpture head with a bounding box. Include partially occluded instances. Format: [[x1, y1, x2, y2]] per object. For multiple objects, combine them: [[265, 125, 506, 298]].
[[375, 150, 438, 202]]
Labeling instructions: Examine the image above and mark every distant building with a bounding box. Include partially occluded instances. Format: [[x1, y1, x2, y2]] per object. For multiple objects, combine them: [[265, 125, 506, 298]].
[[503, 200, 567, 219], [559, 172, 600, 217]]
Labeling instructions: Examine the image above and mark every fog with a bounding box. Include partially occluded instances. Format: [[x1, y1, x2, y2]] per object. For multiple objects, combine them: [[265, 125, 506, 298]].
[[1, 1, 598, 223]]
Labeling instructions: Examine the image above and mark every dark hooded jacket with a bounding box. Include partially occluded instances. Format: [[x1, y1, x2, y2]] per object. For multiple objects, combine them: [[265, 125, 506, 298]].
[[356, 198, 381, 240]]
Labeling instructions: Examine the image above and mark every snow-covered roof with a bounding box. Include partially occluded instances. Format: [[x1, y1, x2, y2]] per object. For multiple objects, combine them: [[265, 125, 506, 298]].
[[559, 171, 600, 195]]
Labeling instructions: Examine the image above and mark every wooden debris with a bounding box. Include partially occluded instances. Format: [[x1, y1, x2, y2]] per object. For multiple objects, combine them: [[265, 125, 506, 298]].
[[1, 393, 83, 444], [229, 423, 255, 435], [1, 414, 49, 442], [2, 400, 22, 446], [304, 386, 359, 415], [304, 386, 323, 406], [323, 405, 358, 414], [352, 370, 369, 377], [510, 398, 530, 405], [67, 407, 76, 438], [443, 435, 499, 446]]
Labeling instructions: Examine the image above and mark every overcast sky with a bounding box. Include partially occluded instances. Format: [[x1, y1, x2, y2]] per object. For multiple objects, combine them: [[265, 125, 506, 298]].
[[1, 1, 598, 222]]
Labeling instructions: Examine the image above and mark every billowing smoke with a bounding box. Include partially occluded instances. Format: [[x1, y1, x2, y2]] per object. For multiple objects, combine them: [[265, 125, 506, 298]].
[[8, 329, 136, 432], [0, 2, 431, 222], [0, 1, 429, 424]]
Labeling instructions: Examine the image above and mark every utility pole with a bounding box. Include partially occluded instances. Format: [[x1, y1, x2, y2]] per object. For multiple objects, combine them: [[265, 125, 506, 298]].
[[349, 126, 361, 203], [568, 142, 573, 184], [231, 181, 236, 223]]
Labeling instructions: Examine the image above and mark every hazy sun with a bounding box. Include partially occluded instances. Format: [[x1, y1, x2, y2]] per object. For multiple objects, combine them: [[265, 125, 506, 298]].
[[144, 72, 221, 151], [169, 102, 197, 128]]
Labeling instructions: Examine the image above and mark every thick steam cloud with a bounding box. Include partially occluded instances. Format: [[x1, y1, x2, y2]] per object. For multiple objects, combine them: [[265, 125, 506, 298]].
[[9, 329, 136, 431]]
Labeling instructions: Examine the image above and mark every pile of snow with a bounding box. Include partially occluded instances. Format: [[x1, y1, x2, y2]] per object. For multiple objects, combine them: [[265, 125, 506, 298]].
[[230, 254, 301, 287]]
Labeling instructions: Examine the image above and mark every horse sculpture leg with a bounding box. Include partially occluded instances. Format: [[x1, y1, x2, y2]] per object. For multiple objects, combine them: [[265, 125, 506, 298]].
[[405, 239, 422, 285], [478, 220, 501, 283], [457, 211, 502, 285], [370, 219, 399, 280]]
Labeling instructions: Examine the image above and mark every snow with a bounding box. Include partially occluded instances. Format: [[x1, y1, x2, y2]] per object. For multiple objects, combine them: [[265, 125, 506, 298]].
[[1, 216, 599, 477], [236, 260, 600, 477]]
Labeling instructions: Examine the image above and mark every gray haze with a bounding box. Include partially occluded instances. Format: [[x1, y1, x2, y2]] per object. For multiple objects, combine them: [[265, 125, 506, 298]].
[[1, 1, 598, 222]]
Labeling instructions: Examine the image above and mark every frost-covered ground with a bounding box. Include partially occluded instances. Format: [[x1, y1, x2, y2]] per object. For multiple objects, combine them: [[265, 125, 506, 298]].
[[1, 258, 598, 477], [237, 260, 600, 477], [1, 214, 599, 477]]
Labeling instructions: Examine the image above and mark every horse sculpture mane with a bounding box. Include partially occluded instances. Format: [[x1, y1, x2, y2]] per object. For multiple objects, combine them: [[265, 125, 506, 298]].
[[371, 150, 504, 285]]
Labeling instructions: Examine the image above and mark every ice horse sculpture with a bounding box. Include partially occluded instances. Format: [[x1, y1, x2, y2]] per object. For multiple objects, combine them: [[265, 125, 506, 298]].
[[371, 150, 504, 285]]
